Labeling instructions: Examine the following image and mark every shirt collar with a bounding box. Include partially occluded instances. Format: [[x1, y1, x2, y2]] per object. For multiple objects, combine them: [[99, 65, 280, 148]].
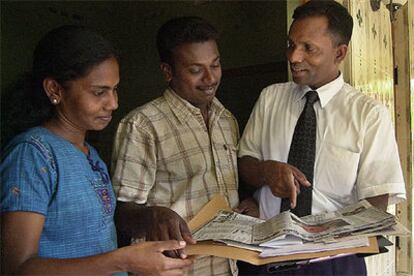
[[164, 87, 225, 124], [294, 73, 345, 108]]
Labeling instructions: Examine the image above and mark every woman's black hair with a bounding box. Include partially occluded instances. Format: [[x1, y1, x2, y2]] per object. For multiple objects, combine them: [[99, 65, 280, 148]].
[[1, 25, 118, 148]]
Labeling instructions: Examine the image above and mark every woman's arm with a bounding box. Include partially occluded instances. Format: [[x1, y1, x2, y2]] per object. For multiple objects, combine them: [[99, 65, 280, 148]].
[[1, 211, 192, 275]]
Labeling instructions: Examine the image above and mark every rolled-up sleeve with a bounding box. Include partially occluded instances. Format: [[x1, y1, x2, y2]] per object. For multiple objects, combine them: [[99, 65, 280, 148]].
[[356, 105, 406, 205], [238, 90, 267, 160], [111, 116, 157, 204]]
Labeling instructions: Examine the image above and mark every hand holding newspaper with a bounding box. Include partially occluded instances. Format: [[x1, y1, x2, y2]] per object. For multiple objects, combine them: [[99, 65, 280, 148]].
[[192, 200, 409, 257]]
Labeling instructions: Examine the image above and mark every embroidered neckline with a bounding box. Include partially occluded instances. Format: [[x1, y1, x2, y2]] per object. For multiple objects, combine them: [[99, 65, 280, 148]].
[[86, 152, 110, 185]]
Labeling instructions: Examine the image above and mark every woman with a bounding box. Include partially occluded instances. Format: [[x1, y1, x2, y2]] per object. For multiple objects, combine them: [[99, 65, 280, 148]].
[[1, 25, 192, 275]]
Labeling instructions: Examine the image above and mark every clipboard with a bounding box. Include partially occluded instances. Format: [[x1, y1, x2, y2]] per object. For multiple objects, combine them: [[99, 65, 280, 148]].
[[186, 194, 379, 265]]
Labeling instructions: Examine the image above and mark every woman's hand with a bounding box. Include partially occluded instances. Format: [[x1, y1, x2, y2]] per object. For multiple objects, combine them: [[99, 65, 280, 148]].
[[119, 240, 193, 275]]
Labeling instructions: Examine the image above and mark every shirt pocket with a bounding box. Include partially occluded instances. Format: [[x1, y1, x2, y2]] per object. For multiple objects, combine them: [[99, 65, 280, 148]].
[[316, 142, 360, 203], [214, 142, 238, 172]]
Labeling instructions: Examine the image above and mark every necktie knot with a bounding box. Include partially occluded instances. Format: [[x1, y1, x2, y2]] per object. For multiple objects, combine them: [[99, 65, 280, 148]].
[[306, 90, 319, 105]]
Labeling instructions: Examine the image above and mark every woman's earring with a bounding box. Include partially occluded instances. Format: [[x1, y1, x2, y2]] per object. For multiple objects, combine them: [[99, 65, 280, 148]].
[[52, 98, 58, 104]]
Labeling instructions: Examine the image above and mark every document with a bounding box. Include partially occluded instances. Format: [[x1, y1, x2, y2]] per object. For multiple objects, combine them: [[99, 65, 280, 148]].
[[186, 195, 382, 265], [260, 237, 370, 257], [192, 200, 408, 256]]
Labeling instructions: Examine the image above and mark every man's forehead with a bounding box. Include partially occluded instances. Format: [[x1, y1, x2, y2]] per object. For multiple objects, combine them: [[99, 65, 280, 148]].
[[172, 41, 220, 62], [288, 16, 331, 39]]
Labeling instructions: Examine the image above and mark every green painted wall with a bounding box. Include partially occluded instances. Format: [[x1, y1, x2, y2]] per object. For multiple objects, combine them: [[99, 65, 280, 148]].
[[1, 0, 288, 164]]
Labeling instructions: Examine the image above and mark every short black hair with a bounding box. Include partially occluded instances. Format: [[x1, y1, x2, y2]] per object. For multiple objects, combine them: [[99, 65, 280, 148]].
[[293, 0, 353, 45], [156, 16, 218, 65]]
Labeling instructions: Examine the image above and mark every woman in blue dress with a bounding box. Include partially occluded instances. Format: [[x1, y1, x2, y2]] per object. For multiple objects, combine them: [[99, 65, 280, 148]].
[[1, 25, 192, 275]]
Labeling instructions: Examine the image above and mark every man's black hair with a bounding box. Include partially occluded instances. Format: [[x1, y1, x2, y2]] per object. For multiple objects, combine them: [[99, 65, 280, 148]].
[[293, 0, 353, 45], [156, 16, 218, 65]]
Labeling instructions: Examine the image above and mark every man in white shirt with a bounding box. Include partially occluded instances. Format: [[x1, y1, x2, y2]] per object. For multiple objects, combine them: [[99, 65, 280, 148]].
[[238, 1, 406, 275]]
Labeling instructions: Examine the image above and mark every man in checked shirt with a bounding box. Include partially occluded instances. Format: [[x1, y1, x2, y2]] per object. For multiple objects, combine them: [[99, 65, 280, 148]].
[[112, 16, 257, 275]]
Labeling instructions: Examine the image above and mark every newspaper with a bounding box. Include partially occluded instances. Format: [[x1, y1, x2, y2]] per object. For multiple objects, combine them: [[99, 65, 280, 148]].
[[259, 237, 370, 257], [192, 200, 407, 250]]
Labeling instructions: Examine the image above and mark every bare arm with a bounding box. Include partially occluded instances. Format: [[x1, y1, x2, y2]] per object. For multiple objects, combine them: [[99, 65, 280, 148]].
[[366, 194, 389, 211], [115, 202, 195, 258], [238, 156, 310, 208], [1, 211, 192, 275], [115, 202, 148, 246], [238, 156, 265, 188]]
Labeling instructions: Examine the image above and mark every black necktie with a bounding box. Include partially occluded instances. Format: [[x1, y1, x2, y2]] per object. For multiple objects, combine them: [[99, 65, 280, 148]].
[[281, 90, 319, 217]]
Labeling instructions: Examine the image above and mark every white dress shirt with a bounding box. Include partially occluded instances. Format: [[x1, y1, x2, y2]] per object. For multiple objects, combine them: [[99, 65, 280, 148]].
[[238, 74, 406, 219]]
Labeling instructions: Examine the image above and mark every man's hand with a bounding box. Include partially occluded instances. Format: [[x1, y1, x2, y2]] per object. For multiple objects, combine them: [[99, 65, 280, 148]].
[[233, 197, 259, 218], [145, 207, 196, 258], [262, 160, 311, 209], [366, 194, 389, 211]]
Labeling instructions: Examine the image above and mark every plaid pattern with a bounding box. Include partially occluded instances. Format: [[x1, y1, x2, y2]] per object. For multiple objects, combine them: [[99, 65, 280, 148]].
[[112, 88, 239, 275]]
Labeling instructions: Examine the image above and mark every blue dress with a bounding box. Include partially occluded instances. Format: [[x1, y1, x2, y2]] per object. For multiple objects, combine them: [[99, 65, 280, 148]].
[[1, 127, 118, 259]]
